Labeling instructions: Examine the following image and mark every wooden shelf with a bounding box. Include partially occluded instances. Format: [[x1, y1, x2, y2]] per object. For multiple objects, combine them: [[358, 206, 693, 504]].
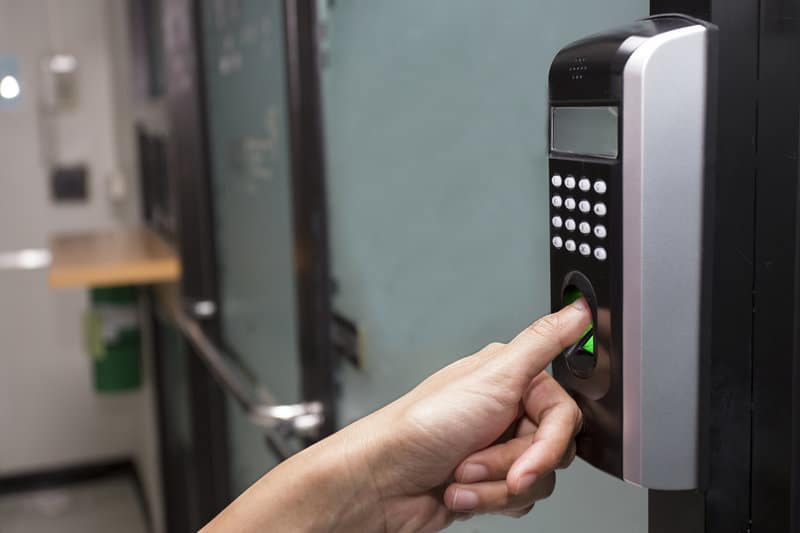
[[49, 227, 181, 289]]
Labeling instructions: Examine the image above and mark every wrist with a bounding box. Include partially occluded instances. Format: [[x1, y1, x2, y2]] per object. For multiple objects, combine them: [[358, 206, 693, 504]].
[[279, 425, 387, 532], [336, 401, 433, 532], [203, 423, 387, 533]]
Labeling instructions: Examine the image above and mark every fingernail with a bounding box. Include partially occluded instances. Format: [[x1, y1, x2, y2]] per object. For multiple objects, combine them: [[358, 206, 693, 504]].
[[570, 298, 587, 311], [514, 473, 538, 494], [458, 463, 489, 483], [452, 488, 479, 511]]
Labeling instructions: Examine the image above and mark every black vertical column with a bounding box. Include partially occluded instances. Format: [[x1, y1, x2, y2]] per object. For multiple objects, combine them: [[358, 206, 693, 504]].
[[750, 0, 800, 531], [161, 0, 231, 525], [283, 0, 338, 438], [702, 2, 760, 531]]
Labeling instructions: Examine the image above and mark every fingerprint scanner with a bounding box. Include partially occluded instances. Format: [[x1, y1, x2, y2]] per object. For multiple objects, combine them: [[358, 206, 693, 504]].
[[564, 286, 595, 354], [563, 284, 597, 378]]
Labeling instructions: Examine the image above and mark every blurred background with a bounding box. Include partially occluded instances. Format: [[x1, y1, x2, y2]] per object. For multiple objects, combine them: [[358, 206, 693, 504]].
[[0, 0, 657, 531]]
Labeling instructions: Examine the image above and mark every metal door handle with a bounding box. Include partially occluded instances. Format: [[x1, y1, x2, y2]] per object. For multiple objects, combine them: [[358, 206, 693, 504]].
[[158, 286, 325, 445]]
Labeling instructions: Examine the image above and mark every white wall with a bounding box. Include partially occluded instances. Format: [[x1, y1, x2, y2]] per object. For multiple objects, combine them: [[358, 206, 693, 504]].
[[0, 0, 163, 530]]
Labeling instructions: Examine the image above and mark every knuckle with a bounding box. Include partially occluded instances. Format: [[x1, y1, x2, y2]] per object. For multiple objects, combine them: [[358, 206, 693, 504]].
[[528, 314, 562, 338], [484, 341, 505, 352]]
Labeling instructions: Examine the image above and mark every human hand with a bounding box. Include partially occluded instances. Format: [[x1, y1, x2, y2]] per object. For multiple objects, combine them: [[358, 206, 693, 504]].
[[348, 298, 590, 531], [201, 299, 590, 533]]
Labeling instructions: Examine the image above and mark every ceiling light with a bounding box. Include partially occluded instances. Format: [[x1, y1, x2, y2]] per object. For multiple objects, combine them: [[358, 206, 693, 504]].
[[0, 75, 20, 99]]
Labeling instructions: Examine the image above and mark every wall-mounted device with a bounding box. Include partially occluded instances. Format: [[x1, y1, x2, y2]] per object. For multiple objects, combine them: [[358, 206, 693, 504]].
[[548, 14, 717, 490]]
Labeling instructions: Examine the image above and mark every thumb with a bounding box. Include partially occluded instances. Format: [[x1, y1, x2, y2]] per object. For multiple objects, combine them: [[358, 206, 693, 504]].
[[485, 299, 591, 392]]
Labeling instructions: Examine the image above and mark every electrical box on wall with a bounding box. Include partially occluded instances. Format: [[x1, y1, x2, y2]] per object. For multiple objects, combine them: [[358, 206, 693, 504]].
[[51, 164, 89, 202], [548, 14, 717, 490]]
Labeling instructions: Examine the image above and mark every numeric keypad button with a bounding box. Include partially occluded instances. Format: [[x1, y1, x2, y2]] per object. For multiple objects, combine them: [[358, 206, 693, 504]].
[[578, 178, 591, 192], [579, 243, 591, 256], [552, 195, 563, 208], [565, 239, 577, 252], [552, 236, 563, 249], [578, 221, 591, 234], [552, 216, 563, 229], [551, 174, 563, 187], [565, 218, 576, 231], [564, 197, 576, 210], [594, 247, 608, 261], [593, 202, 607, 217], [564, 175, 576, 189], [593, 180, 607, 194], [578, 200, 591, 213], [594, 225, 607, 239]]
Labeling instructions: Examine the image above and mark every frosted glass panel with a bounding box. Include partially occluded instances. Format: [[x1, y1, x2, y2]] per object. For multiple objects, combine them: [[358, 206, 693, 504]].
[[200, 0, 300, 495], [321, 1, 648, 532]]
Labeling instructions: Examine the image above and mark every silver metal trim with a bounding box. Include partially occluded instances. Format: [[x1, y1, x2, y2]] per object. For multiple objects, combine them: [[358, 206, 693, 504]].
[[622, 24, 708, 489], [190, 299, 217, 318]]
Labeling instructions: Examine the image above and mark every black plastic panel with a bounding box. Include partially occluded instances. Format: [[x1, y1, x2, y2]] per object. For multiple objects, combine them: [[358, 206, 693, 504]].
[[549, 156, 623, 478]]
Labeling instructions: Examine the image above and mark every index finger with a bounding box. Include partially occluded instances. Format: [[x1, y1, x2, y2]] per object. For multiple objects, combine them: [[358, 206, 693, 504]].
[[487, 298, 590, 393]]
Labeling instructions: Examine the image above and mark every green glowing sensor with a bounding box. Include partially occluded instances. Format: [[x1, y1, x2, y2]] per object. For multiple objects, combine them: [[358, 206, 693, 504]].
[[564, 287, 594, 354]]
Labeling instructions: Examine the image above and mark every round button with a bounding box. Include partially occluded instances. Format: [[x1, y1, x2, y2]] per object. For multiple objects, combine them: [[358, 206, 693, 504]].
[[564, 197, 576, 210], [594, 224, 607, 239], [565, 239, 577, 252], [552, 216, 563, 228], [579, 243, 591, 256], [594, 180, 607, 194], [552, 195, 563, 208], [579, 221, 591, 234], [593, 202, 607, 217], [578, 178, 591, 192], [565, 218, 576, 231], [564, 175, 576, 189], [578, 200, 591, 213], [551, 174, 563, 187], [594, 247, 608, 261], [552, 236, 563, 249]]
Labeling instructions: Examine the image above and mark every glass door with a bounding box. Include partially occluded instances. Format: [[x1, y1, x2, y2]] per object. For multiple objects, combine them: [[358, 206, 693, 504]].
[[320, 1, 648, 532], [199, 0, 304, 495]]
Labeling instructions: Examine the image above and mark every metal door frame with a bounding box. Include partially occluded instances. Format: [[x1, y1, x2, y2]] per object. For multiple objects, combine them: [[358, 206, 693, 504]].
[[157, 0, 337, 524], [161, 0, 230, 525]]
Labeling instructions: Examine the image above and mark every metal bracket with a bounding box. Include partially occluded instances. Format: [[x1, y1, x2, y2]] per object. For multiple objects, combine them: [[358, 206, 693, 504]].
[[186, 298, 217, 319], [331, 311, 362, 369]]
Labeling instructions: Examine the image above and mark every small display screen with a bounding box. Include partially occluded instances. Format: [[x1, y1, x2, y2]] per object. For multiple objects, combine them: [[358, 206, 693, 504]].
[[551, 106, 619, 158]]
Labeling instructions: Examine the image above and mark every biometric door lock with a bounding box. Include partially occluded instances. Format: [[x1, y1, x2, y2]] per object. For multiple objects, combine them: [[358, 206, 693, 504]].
[[548, 14, 717, 490]]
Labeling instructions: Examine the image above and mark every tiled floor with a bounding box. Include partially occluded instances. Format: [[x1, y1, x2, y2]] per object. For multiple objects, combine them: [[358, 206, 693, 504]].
[[0, 475, 148, 533]]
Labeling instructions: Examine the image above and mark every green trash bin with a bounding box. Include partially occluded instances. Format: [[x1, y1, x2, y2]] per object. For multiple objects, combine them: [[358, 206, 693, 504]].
[[84, 286, 141, 392]]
